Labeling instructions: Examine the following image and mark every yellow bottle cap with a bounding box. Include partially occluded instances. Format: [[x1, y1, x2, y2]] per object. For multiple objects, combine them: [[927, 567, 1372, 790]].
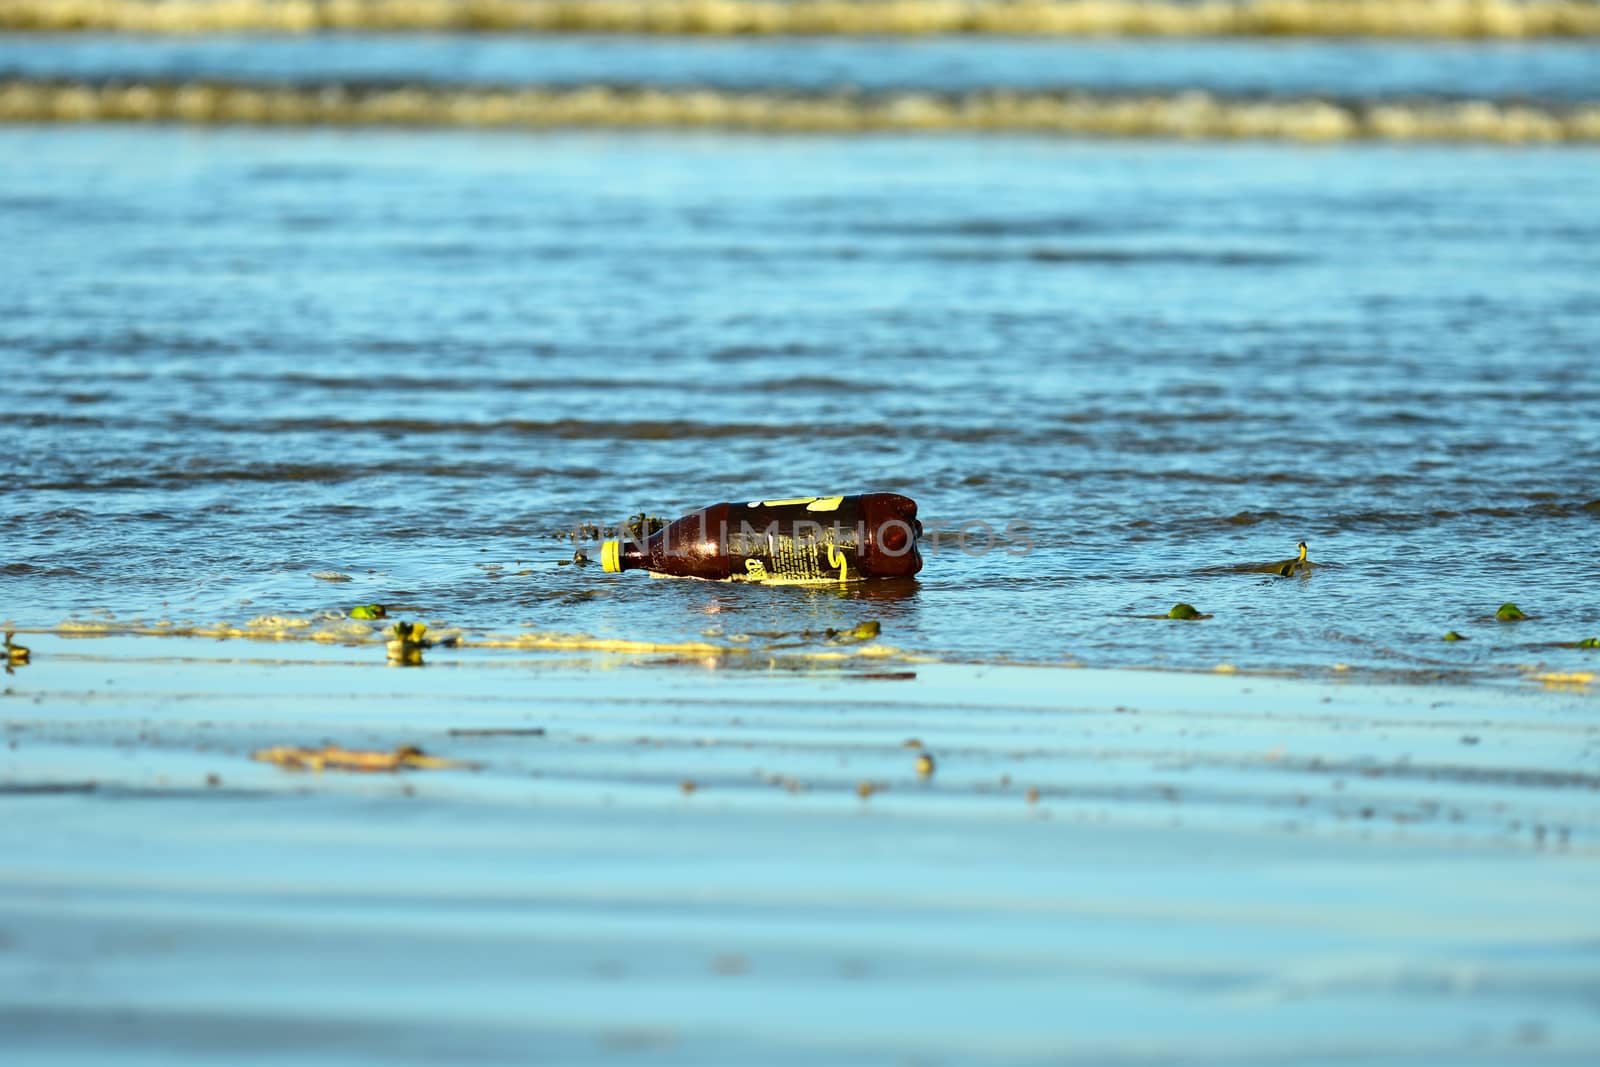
[[601, 540, 622, 573]]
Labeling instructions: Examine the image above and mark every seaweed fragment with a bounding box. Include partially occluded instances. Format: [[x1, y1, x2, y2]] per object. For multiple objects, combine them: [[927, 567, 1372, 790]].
[[387, 620, 429, 665], [4, 632, 28, 666], [825, 620, 882, 642], [252, 744, 474, 773], [557, 514, 667, 542]]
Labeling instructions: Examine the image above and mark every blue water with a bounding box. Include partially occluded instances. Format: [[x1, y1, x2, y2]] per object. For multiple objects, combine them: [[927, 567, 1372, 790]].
[[4, 33, 1599, 99], [3, 33, 1599, 679], [5, 28, 1600, 1067]]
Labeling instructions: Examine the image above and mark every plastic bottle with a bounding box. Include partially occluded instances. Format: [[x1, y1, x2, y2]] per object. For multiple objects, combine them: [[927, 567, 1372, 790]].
[[600, 494, 922, 582]]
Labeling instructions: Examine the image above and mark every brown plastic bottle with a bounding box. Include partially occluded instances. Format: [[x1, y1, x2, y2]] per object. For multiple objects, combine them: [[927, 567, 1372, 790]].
[[600, 494, 922, 582]]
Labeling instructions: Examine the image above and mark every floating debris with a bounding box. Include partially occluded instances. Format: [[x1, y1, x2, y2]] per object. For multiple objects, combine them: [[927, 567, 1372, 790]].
[[1575, 637, 1600, 649], [856, 780, 880, 799], [252, 744, 473, 773], [559, 514, 667, 543], [826, 620, 882, 642], [310, 571, 354, 582], [1167, 603, 1203, 620], [1527, 671, 1595, 688], [3, 632, 29, 666], [1443, 631, 1467, 641], [349, 603, 388, 620], [915, 753, 936, 777], [602, 496, 920, 582], [1268, 541, 1311, 577], [386, 620, 428, 665], [1496, 602, 1528, 621]]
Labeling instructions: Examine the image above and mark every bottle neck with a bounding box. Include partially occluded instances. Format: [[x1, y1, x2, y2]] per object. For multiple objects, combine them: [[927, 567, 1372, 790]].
[[601, 539, 650, 573]]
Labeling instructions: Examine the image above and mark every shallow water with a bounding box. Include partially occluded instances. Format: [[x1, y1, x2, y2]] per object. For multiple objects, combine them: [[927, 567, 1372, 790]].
[[4, 645, 1600, 1064], [4, 27, 1600, 1066], [2, 33, 1599, 681], [6, 34, 1600, 100]]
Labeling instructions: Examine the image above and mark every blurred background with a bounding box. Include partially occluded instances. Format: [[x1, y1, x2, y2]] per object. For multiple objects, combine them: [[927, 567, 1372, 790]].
[[3, 1, 1598, 676]]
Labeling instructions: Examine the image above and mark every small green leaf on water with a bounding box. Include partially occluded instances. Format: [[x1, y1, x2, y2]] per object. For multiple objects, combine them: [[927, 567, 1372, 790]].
[[349, 604, 387, 620], [1577, 637, 1600, 649], [1168, 603, 1200, 620], [1443, 631, 1466, 641], [1496, 602, 1527, 621]]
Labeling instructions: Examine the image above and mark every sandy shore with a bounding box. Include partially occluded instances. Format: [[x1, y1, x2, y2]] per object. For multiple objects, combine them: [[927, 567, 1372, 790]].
[[3, 635, 1598, 1064]]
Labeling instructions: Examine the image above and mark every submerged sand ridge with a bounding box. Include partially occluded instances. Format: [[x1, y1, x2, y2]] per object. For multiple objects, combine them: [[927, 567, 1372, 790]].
[[5, 0, 1600, 38], [4, 80, 1599, 143]]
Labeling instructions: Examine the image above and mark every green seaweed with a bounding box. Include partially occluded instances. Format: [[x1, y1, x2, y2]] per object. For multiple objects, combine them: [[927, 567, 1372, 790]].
[[622, 513, 667, 541], [1259, 541, 1309, 577], [1576, 636, 1600, 649], [557, 514, 667, 543], [1443, 631, 1466, 642], [825, 620, 882, 642], [1495, 602, 1527, 622], [349, 604, 387, 620], [4, 631, 29, 669], [1168, 603, 1200, 620]]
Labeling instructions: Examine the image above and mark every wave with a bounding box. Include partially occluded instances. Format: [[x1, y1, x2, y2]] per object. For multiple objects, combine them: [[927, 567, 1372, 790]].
[[1191, 500, 1600, 531], [247, 415, 1027, 442], [3, 80, 1597, 142], [23, 460, 604, 489], [932, 246, 1305, 265], [4, 0, 1599, 39], [273, 371, 893, 394]]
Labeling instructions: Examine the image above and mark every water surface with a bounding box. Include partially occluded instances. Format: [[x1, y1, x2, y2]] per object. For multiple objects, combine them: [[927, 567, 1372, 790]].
[[4, 34, 1598, 100], [2, 37, 1598, 681]]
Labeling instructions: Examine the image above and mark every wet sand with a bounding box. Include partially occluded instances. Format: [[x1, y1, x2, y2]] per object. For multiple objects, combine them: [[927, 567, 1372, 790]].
[[3, 636, 1597, 1064]]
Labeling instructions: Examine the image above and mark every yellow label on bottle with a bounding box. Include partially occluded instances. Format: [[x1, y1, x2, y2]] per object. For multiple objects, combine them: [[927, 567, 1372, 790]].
[[731, 531, 857, 584], [749, 497, 817, 508], [806, 496, 844, 512]]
